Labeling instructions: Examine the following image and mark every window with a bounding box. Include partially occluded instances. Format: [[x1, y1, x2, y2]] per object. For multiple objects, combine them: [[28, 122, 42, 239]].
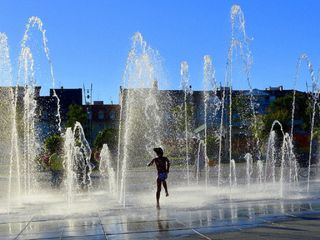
[[98, 111, 104, 120], [109, 111, 116, 120]]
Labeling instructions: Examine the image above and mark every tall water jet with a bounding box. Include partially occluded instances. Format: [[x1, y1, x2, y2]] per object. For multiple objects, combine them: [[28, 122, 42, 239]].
[[181, 61, 191, 184], [265, 130, 276, 184], [119, 32, 164, 206], [280, 133, 298, 197], [290, 54, 315, 137], [203, 55, 218, 188], [195, 139, 205, 184], [307, 95, 318, 192], [7, 16, 62, 200], [63, 128, 75, 205], [116, 90, 123, 193], [217, 85, 226, 187], [256, 160, 263, 184], [18, 47, 39, 196], [230, 5, 259, 156], [74, 122, 92, 191], [290, 54, 318, 192], [217, 5, 257, 187], [266, 121, 298, 196], [222, 5, 259, 187], [7, 93, 21, 206], [266, 121, 285, 187], [100, 144, 116, 194], [230, 159, 237, 187], [21, 16, 61, 133], [0, 33, 18, 208], [63, 122, 92, 205], [244, 153, 253, 186]]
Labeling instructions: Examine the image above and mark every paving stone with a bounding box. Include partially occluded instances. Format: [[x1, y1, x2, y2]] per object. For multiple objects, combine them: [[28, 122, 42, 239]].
[[1, 198, 320, 239], [106, 229, 205, 240]]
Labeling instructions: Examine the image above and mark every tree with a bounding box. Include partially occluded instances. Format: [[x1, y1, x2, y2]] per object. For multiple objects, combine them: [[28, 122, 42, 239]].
[[44, 134, 63, 154], [45, 135, 64, 187], [232, 94, 253, 131], [171, 103, 194, 133], [258, 92, 316, 163], [93, 128, 118, 150], [261, 93, 312, 138], [231, 94, 258, 159], [66, 104, 87, 128]]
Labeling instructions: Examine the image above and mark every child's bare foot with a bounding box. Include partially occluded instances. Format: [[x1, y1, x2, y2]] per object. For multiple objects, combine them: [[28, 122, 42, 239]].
[[156, 204, 160, 210]]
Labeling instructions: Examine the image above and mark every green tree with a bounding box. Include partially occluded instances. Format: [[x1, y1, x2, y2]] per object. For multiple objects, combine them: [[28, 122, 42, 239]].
[[170, 103, 195, 158], [171, 103, 194, 132], [261, 93, 312, 138], [231, 94, 258, 158], [232, 94, 255, 133], [44, 134, 63, 155], [94, 128, 118, 150], [66, 104, 87, 128]]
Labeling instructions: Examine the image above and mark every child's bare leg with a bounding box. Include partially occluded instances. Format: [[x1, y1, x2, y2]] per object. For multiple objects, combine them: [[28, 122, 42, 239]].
[[163, 180, 169, 196], [156, 179, 161, 208]]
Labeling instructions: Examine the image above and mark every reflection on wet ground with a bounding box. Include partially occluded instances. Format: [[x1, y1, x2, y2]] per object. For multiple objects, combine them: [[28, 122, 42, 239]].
[[1, 197, 320, 239]]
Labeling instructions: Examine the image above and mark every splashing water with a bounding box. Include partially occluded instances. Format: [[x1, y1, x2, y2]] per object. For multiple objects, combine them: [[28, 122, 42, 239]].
[[19, 47, 39, 196], [265, 130, 277, 184], [266, 121, 285, 188], [118, 32, 164, 206], [0, 33, 18, 210], [21, 16, 61, 132], [291, 54, 319, 192], [230, 159, 237, 187], [203, 55, 218, 188], [280, 133, 298, 197], [63, 122, 92, 205], [100, 144, 116, 195], [290, 54, 319, 192], [1, 6, 319, 221], [181, 61, 191, 184], [218, 5, 260, 188], [256, 160, 264, 184], [6, 16, 60, 205], [245, 153, 253, 186]]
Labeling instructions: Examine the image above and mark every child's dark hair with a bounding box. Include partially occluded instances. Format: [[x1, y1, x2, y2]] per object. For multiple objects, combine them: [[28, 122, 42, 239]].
[[153, 147, 163, 156]]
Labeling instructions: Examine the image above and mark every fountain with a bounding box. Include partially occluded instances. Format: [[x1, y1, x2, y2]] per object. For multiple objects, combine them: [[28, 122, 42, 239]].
[[265, 130, 277, 184], [195, 139, 204, 184], [3, 16, 63, 212], [99, 143, 116, 194], [203, 55, 218, 188], [117, 32, 164, 206], [245, 153, 253, 186], [215, 5, 261, 189], [116, 5, 319, 205], [0, 33, 17, 209], [20, 47, 39, 196], [181, 61, 191, 184], [0, 6, 320, 239], [230, 159, 237, 187], [21, 17, 61, 132], [279, 133, 298, 197], [291, 54, 319, 192], [63, 122, 92, 205], [256, 160, 263, 184]]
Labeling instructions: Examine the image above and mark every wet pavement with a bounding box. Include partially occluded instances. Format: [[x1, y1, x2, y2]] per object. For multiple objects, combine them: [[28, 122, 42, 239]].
[[1, 197, 320, 239]]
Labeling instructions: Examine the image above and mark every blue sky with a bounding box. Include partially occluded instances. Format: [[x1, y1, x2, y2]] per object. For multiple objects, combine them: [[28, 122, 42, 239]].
[[1, 0, 320, 103]]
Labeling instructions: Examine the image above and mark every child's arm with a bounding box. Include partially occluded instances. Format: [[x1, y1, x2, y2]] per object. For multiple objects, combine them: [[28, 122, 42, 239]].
[[166, 158, 170, 173], [147, 159, 154, 167]]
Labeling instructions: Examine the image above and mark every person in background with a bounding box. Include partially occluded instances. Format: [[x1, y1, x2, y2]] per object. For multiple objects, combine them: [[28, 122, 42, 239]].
[[49, 152, 63, 188]]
